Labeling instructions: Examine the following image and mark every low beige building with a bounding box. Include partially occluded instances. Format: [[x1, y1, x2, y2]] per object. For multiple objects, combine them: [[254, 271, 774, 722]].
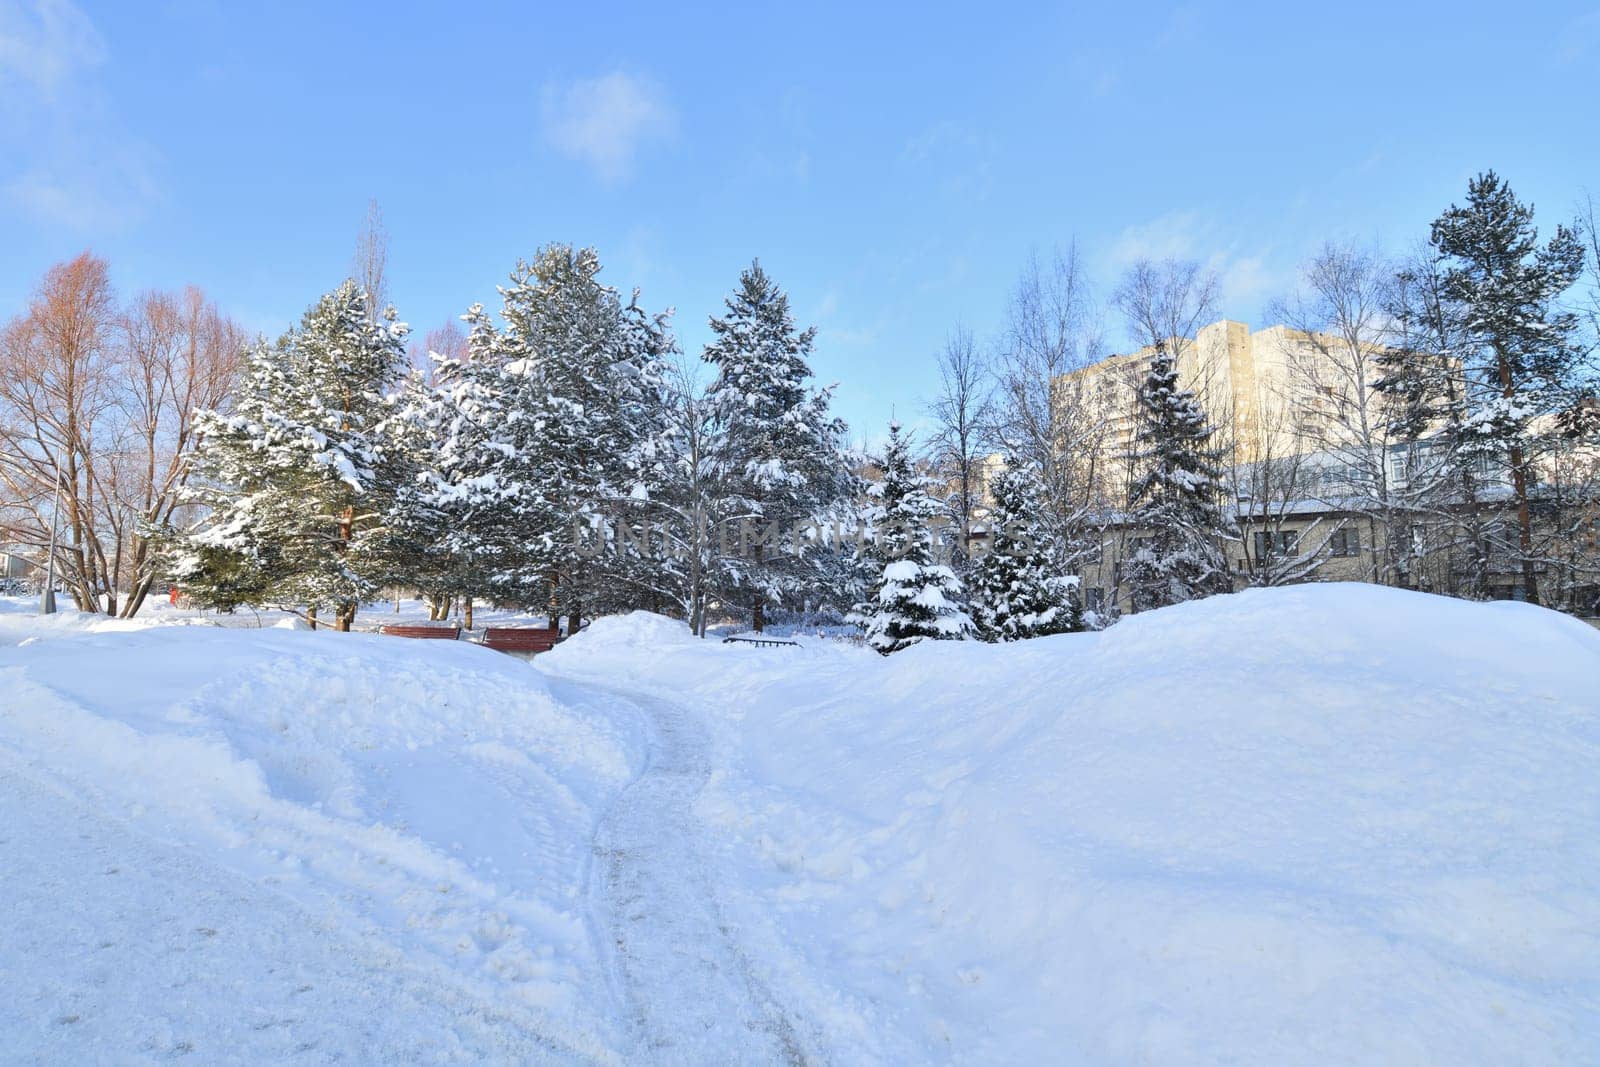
[[1076, 496, 1600, 620], [1, 549, 38, 583]]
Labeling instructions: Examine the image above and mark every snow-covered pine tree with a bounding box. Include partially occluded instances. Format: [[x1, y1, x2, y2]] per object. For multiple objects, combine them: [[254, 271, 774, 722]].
[[851, 422, 973, 654], [1429, 171, 1585, 604], [968, 457, 1082, 641], [1123, 340, 1231, 613], [170, 281, 408, 630], [703, 262, 849, 631]]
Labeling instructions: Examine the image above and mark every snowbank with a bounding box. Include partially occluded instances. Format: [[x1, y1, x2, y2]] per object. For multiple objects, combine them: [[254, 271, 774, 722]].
[[1, 622, 646, 1061], [545, 585, 1600, 1063]]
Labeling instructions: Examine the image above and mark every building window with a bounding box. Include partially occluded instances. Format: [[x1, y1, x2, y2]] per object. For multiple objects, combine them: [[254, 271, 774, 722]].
[[1387, 451, 1410, 487], [1253, 530, 1299, 559], [1329, 527, 1360, 557]]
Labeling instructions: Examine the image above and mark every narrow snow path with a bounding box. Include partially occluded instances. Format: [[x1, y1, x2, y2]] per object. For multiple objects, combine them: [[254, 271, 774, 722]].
[[557, 678, 817, 1066]]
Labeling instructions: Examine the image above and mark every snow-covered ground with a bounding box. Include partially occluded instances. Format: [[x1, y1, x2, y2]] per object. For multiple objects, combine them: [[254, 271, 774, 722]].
[[2, 584, 1598, 1063], [0, 602, 648, 1061]]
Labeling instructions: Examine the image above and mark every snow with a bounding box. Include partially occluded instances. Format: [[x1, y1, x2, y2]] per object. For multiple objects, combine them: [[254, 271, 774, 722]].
[[0, 611, 645, 1061], [3, 584, 1599, 1062], [543, 584, 1600, 1063]]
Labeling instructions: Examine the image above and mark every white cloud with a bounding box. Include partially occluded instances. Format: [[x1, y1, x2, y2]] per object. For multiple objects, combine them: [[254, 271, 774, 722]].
[[6, 148, 159, 230], [1102, 210, 1294, 328], [541, 71, 676, 183], [0, 0, 162, 232], [1559, 9, 1600, 63], [900, 120, 996, 201], [1105, 210, 1211, 266], [0, 0, 103, 101]]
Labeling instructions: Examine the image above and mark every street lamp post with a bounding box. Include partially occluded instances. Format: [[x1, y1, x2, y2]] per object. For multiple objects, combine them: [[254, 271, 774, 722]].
[[39, 457, 62, 616]]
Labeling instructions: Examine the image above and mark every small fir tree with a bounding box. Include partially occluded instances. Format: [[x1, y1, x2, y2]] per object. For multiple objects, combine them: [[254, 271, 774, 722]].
[[969, 458, 1083, 641], [851, 422, 974, 653]]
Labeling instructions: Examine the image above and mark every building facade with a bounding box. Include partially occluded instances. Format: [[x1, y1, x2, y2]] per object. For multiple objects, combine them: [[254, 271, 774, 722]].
[[1042, 320, 1599, 620]]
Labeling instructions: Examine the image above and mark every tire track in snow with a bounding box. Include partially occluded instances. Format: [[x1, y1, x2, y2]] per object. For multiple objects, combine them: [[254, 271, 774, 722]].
[[568, 680, 816, 1065]]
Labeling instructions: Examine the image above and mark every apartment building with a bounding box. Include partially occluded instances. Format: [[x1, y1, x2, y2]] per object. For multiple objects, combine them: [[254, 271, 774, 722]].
[[1056, 319, 1426, 497]]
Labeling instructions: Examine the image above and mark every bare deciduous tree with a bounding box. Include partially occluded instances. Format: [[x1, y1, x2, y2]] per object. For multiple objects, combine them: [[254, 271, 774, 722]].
[[408, 319, 469, 380], [1112, 258, 1220, 358], [1383, 249, 1490, 596], [351, 197, 390, 319], [925, 325, 991, 559], [0, 253, 243, 616], [112, 287, 245, 613], [1274, 243, 1463, 589], [991, 244, 1111, 566], [1226, 385, 1340, 586]]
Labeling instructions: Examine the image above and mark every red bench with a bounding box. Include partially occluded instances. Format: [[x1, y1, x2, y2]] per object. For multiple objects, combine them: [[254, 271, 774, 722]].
[[379, 624, 461, 640], [482, 626, 563, 655]]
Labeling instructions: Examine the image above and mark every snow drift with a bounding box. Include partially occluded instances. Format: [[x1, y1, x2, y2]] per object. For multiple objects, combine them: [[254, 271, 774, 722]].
[[0, 617, 646, 1061], [545, 584, 1600, 1064]]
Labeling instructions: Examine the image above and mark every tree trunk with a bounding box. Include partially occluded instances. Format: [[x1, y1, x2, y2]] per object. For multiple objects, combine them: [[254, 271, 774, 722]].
[[463, 597, 474, 631], [751, 542, 766, 632], [335, 601, 357, 632], [1496, 344, 1539, 604], [307, 605, 318, 630], [1367, 515, 1385, 586], [122, 575, 154, 619], [568, 601, 581, 638], [1509, 444, 1539, 603]]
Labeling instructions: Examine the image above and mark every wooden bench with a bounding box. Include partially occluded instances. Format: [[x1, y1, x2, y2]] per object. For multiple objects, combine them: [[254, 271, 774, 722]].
[[379, 624, 461, 640], [482, 626, 563, 655]]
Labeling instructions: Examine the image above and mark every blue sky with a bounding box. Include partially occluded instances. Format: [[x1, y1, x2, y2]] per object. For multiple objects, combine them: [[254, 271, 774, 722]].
[[3, 0, 1598, 439]]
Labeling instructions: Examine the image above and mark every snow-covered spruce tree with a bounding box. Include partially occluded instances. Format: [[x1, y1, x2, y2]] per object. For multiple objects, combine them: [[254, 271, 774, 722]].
[[969, 457, 1082, 641], [470, 247, 674, 627], [704, 261, 850, 632], [413, 301, 567, 614], [1430, 171, 1585, 604], [851, 422, 973, 654], [377, 328, 542, 621], [171, 281, 408, 630], [1123, 340, 1231, 613]]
